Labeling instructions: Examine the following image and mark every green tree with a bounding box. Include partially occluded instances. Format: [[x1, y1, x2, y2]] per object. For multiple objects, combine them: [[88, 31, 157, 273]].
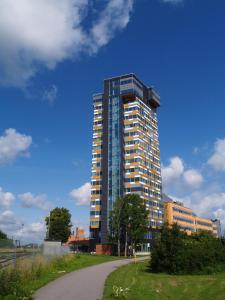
[[151, 223, 187, 274], [124, 194, 149, 252], [109, 194, 148, 256], [45, 207, 72, 243], [109, 196, 125, 256], [0, 229, 7, 239]]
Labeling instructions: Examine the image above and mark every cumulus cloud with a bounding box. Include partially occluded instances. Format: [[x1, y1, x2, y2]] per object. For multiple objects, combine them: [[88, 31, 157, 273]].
[[42, 84, 58, 106], [70, 182, 91, 205], [183, 169, 204, 189], [162, 156, 203, 190], [90, 0, 133, 51], [208, 138, 225, 171], [0, 210, 21, 235], [214, 208, 225, 227], [0, 128, 32, 165], [19, 192, 53, 211], [161, 156, 184, 186], [18, 221, 46, 242], [0, 187, 15, 208], [0, 210, 46, 242], [0, 0, 134, 87]]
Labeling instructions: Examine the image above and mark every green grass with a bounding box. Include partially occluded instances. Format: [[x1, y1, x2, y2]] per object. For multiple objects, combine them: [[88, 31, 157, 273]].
[[104, 261, 225, 300], [0, 253, 120, 299]]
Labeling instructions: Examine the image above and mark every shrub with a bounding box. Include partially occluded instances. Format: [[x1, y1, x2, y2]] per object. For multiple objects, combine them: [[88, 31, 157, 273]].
[[150, 224, 225, 275]]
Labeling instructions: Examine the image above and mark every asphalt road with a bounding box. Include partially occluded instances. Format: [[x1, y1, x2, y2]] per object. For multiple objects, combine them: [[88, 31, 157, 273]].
[[35, 256, 148, 300]]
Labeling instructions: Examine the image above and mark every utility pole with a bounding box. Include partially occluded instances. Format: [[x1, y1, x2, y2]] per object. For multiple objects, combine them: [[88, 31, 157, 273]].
[[47, 212, 51, 240]]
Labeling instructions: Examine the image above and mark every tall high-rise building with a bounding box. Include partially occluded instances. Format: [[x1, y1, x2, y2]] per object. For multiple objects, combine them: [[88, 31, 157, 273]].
[[90, 74, 163, 249]]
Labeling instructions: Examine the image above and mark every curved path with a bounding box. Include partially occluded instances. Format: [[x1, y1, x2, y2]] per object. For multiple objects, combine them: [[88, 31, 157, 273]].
[[35, 257, 147, 300]]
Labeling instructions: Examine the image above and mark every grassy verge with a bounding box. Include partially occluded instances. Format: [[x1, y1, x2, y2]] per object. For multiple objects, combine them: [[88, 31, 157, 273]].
[[0, 253, 120, 300], [104, 260, 225, 300]]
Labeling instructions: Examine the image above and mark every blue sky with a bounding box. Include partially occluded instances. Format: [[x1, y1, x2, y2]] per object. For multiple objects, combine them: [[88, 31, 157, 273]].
[[0, 0, 225, 242]]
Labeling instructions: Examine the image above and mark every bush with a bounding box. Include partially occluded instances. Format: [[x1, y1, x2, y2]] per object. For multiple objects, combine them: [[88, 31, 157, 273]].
[[150, 224, 225, 275]]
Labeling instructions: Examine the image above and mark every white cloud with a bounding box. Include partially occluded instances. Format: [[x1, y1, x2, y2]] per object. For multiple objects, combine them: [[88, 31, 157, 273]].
[[162, 156, 203, 190], [161, 156, 184, 186], [0, 210, 21, 236], [19, 192, 53, 211], [191, 192, 225, 218], [42, 85, 58, 106], [214, 208, 225, 228], [183, 169, 204, 189], [18, 221, 46, 242], [70, 182, 91, 206], [90, 0, 133, 51], [0, 209, 46, 243], [0, 187, 15, 208], [0, 0, 134, 87], [208, 138, 225, 171], [0, 128, 32, 165]]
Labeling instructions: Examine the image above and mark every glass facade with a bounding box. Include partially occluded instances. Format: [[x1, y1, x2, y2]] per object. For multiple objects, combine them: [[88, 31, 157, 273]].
[[107, 80, 123, 215]]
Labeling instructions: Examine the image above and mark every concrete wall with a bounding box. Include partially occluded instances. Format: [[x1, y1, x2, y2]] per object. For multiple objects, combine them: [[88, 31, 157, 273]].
[[43, 241, 70, 257]]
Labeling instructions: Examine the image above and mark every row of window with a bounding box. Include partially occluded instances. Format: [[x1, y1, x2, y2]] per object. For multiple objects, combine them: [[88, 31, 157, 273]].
[[90, 211, 101, 216], [148, 220, 162, 227], [92, 162, 101, 168], [91, 181, 102, 186], [94, 105, 102, 110], [120, 78, 143, 91], [180, 225, 194, 232], [92, 153, 102, 159], [124, 187, 161, 198], [148, 210, 163, 219], [196, 221, 212, 227], [173, 207, 192, 216], [92, 145, 103, 151], [94, 113, 102, 118], [92, 171, 102, 177], [125, 177, 161, 189], [91, 190, 102, 195], [125, 140, 160, 156], [125, 157, 161, 172], [125, 167, 161, 181], [90, 221, 99, 226], [173, 216, 194, 224], [124, 111, 158, 130], [93, 128, 102, 133], [93, 98, 103, 103], [90, 200, 101, 206], [93, 120, 103, 126], [125, 148, 160, 165]]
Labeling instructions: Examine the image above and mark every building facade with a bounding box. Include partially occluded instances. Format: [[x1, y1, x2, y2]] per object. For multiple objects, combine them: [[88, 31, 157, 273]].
[[164, 197, 220, 237], [164, 199, 195, 235], [90, 74, 163, 247]]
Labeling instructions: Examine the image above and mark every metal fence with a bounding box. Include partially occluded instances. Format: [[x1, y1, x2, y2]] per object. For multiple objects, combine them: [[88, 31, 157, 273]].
[[0, 239, 41, 268]]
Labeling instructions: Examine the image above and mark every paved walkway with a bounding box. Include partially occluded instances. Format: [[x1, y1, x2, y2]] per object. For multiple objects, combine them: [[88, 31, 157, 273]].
[[35, 257, 148, 300]]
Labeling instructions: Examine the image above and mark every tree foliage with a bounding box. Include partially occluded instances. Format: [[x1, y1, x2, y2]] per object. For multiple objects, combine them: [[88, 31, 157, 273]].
[[45, 207, 72, 243], [151, 223, 225, 274], [109, 194, 148, 256], [0, 229, 7, 240]]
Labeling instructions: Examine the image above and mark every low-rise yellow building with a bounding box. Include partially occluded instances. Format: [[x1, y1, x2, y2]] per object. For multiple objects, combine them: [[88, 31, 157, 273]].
[[164, 196, 220, 237], [164, 200, 195, 235]]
